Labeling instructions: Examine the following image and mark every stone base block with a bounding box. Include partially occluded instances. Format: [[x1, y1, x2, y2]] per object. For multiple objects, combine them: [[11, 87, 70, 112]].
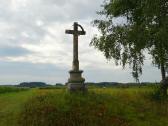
[[67, 70, 87, 92], [68, 70, 85, 83], [67, 83, 87, 92]]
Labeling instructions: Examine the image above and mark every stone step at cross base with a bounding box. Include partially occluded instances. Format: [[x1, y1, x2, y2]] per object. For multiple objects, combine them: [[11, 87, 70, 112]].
[[67, 70, 87, 92]]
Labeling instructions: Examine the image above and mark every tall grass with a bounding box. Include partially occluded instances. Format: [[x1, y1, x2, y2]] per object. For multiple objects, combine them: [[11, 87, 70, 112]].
[[0, 86, 29, 94], [0, 89, 34, 126], [18, 87, 168, 126]]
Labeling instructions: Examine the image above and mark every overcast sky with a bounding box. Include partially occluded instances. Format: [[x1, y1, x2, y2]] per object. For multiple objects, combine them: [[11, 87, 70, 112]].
[[0, 0, 161, 85]]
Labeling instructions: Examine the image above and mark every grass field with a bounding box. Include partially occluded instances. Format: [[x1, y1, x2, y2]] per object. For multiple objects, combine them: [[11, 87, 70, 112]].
[[0, 86, 168, 126]]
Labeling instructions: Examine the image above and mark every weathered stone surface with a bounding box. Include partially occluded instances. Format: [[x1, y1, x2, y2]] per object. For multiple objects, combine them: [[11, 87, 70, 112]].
[[65, 22, 87, 92], [68, 70, 85, 83], [67, 83, 87, 92]]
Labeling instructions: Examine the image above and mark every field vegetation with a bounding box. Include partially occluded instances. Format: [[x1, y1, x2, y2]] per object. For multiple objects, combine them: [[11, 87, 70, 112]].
[[0, 85, 168, 126], [0, 86, 29, 94]]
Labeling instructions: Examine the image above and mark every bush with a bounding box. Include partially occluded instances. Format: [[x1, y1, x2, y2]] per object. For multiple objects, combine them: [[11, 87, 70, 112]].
[[149, 85, 168, 101]]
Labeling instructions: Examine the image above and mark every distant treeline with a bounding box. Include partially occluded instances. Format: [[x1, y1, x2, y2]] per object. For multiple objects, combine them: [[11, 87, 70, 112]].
[[0, 82, 160, 88], [17, 82, 65, 88], [18, 82, 50, 88], [85, 82, 160, 88]]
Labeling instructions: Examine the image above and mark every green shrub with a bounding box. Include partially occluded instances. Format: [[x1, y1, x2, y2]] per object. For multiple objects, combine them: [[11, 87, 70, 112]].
[[150, 85, 168, 101]]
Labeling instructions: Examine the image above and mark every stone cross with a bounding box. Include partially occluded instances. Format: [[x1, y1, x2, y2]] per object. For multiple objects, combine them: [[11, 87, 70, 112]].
[[65, 22, 86, 71], [65, 22, 87, 91]]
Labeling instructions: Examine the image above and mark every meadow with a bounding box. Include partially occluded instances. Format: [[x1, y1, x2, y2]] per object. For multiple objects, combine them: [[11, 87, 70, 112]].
[[0, 86, 168, 126]]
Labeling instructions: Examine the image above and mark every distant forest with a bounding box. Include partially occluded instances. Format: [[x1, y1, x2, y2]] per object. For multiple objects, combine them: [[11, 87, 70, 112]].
[[19, 81, 159, 88]]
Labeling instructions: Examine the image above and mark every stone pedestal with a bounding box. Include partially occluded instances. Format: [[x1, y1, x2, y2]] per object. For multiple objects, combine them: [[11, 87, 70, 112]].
[[67, 70, 87, 91]]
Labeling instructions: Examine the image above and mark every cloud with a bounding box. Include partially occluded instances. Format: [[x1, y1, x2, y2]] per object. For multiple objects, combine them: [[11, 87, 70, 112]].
[[0, 45, 32, 57], [0, 61, 68, 84], [0, 0, 104, 65], [0, 0, 162, 84]]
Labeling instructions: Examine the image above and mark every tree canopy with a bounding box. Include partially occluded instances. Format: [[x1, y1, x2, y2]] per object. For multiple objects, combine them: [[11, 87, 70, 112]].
[[91, 0, 168, 85]]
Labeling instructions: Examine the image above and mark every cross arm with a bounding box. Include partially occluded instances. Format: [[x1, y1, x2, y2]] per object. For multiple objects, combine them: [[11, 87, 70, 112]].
[[65, 30, 86, 35]]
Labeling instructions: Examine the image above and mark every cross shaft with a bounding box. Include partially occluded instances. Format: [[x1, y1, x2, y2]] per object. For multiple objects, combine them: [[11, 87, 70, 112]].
[[65, 22, 86, 71]]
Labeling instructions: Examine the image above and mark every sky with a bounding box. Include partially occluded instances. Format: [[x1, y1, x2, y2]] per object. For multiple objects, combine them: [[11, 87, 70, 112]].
[[0, 0, 162, 85]]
